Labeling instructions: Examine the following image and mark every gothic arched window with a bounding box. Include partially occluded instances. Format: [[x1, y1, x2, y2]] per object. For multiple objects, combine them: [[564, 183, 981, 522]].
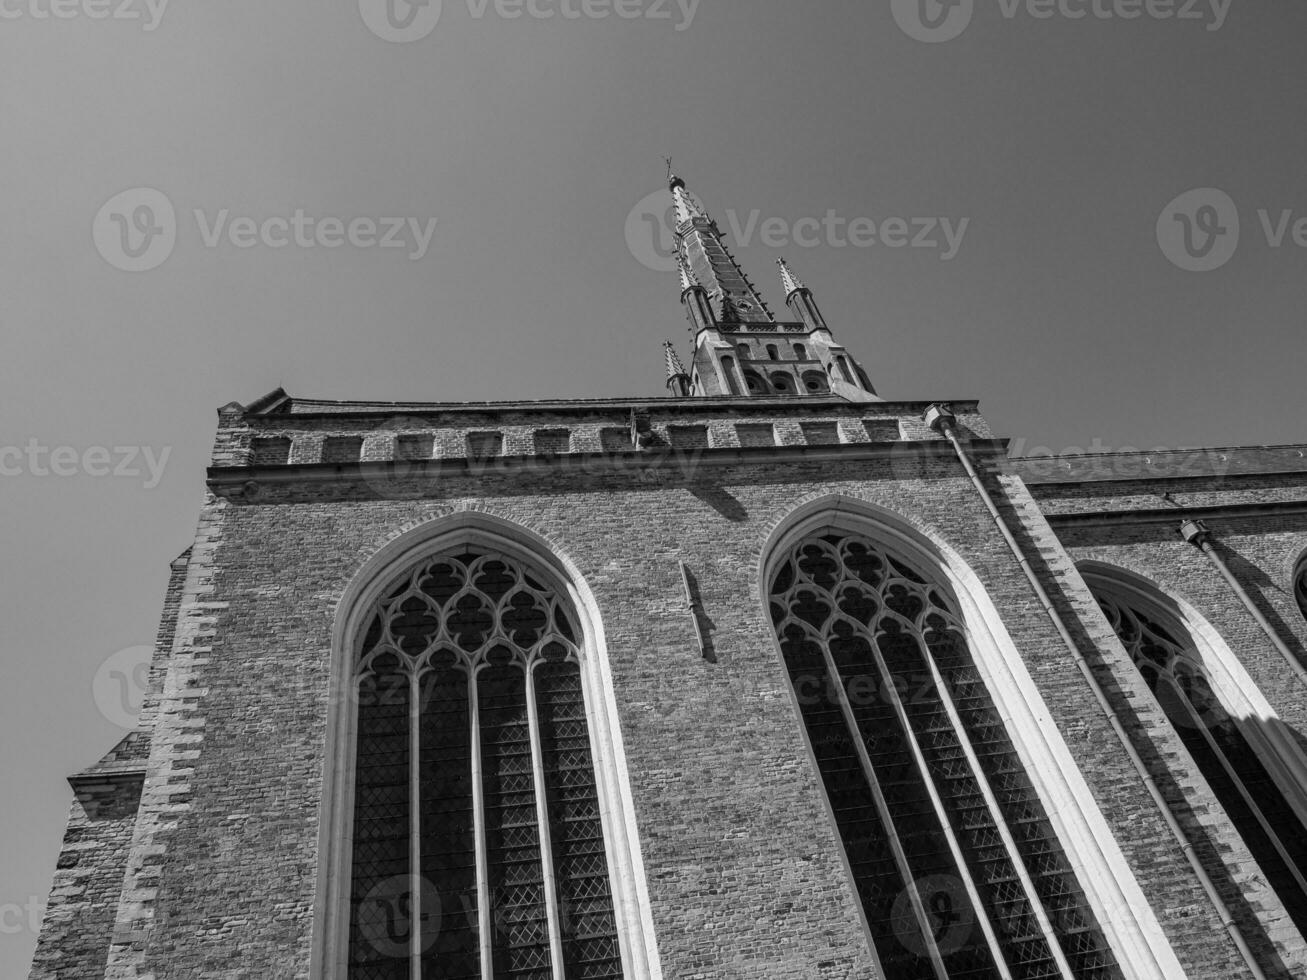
[[770, 532, 1121, 979], [1091, 580, 1307, 933], [348, 548, 624, 980]]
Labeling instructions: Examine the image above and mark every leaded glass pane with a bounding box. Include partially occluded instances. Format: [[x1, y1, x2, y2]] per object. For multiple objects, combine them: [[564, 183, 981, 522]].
[[349, 660, 412, 980], [1095, 588, 1307, 934], [771, 533, 1122, 979], [536, 659, 624, 980], [350, 548, 625, 980]]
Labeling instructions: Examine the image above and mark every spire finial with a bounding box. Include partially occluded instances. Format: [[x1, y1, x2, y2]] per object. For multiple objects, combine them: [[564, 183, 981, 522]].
[[777, 257, 807, 298], [666, 156, 685, 192]]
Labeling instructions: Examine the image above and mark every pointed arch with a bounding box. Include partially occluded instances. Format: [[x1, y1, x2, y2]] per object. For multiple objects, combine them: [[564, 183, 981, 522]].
[[313, 511, 662, 980], [1080, 561, 1307, 936], [757, 495, 1183, 980]]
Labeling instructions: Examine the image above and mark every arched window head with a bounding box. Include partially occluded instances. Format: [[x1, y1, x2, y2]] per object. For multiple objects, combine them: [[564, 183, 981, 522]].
[[348, 548, 624, 979], [801, 371, 829, 395], [794, 343, 808, 360], [1091, 580, 1307, 933], [770, 373, 793, 395], [743, 371, 765, 394], [770, 532, 1120, 979], [736, 343, 750, 360], [766, 343, 779, 360]]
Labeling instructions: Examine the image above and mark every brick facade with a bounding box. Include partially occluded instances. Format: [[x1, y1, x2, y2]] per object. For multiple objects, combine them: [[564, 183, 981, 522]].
[[27, 390, 1307, 979]]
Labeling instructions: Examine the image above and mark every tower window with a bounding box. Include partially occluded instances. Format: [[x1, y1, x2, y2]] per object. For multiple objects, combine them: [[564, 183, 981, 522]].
[[743, 371, 766, 394], [801, 371, 829, 394], [348, 549, 625, 979], [766, 344, 779, 360], [736, 344, 751, 360], [1092, 580, 1307, 934], [794, 343, 808, 360], [770, 534, 1121, 978], [770, 373, 794, 394]]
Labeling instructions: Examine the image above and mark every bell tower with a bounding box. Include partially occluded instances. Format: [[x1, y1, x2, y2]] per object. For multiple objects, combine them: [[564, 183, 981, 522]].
[[665, 171, 879, 402]]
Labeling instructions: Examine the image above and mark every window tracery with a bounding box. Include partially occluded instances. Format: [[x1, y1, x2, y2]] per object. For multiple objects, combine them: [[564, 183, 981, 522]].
[[1094, 585, 1307, 932], [349, 549, 623, 980], [770, 532, 1120, 979]]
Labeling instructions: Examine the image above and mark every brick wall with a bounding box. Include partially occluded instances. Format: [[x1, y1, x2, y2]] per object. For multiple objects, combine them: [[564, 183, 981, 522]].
[[33, 397, 1306, 979]]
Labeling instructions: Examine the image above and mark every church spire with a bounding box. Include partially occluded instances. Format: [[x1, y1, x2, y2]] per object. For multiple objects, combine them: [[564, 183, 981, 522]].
[[664, 341, 692, 398], [777, 257, 829, 333], [777, 257, 806, 298], [667, 170, 774, 325], [677, 247, 717, 335], [664, 169, 879, 403]]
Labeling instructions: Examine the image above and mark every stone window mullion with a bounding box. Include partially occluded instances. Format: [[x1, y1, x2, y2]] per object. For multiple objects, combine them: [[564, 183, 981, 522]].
[[1166, 669, 1307, 901], [858, 626, 1017, 980], [470, 662, 493, 980], [809, 622, 952, 980], [524, 659, 567, 979], [408, 669, 423, 980], [908, 628, 1078, 980]]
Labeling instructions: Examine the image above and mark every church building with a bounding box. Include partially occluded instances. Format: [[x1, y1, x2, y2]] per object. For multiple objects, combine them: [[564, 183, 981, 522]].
[[28, 173, 1307, 980]]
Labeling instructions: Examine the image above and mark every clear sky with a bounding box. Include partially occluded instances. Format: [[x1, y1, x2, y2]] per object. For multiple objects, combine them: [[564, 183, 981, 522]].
[[3, 0, 1306, 972]]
